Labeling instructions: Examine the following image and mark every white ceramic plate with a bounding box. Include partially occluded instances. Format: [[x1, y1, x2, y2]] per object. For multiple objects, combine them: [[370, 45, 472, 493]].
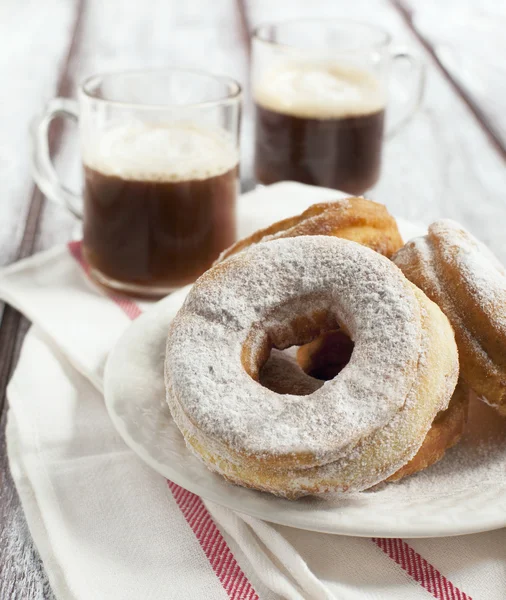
[[104, 219, 506, 538]]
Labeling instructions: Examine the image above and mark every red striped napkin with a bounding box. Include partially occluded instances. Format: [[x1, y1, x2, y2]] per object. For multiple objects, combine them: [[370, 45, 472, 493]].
[[2, 183, 504, 600]]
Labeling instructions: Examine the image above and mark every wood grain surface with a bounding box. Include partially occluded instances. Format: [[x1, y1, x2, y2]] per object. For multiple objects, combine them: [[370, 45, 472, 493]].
[[0, 2, 80, 596], [1, 0, 505, 597], [399, 0, 506, 152]]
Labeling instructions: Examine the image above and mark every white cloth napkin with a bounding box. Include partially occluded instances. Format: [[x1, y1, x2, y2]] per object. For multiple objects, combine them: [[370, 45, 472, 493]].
[[2, 182, 505, 600]]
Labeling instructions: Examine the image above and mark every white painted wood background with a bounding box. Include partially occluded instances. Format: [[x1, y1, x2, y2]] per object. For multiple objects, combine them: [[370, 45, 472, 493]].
[[0, 0, 504, 597]]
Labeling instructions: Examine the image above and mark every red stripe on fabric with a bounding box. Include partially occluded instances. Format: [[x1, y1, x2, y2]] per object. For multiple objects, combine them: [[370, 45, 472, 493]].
[[221, 540, 239, 586], [68, 241, 142, 319], [372, 538, 472, 600], [201, 517, 219, 552], [68, 240, 89, 274], [69, 242, 258, 600], [397, 537, 409, 571], [223, 552, 241, 594], [234, 569, 247, 597], [227, 562, 243, 596], [168, 481, 259, 599], [113, 296, 142, 320], [194, 508, 212, 537]]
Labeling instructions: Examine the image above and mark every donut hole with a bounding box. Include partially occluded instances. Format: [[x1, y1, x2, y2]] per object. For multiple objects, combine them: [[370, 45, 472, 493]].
[[257, 331, 355, 396], [259, 347, 323, 396], [241, 305, 338, 377], [241, 304, 354, 395], [297, 330, 355, 381]]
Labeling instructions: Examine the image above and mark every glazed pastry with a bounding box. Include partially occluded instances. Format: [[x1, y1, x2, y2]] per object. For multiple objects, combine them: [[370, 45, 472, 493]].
[[217, 197, 403, 262], [394, 220, 506, 415], [165, 236, 458, 498]]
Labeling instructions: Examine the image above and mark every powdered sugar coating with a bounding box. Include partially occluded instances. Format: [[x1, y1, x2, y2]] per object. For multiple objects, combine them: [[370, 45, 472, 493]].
[[394, 219, 506, 412], [430, 219, 506, 332], [166, 236, 421, 465]]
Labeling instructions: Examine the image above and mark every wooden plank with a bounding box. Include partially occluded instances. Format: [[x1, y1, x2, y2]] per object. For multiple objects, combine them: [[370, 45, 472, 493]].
[[0, 0, 84, 416], [0, 0, 79, 268], [242, 0, 506, 261], [0, 1, 82, 597], [397, 0, 506, 154], [35, 0, 251, 253], [0, 0, 81, 345], [0, 330, 54, 600]]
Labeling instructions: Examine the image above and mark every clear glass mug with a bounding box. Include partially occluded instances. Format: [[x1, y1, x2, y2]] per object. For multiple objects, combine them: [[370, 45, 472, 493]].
[[252, 19, 425, 195], [31, 69, 242, 297]]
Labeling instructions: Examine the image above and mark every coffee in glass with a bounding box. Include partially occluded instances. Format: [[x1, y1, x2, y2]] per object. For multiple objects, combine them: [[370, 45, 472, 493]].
[[82, 123, 238, 291], [254, 61, 385, 194], [31, 69, 241, 296], [252, 20, 424, 195]]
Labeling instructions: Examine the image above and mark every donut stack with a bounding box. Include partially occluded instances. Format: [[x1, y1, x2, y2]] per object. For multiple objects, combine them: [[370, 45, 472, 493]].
[[164, 197, 505, 498]]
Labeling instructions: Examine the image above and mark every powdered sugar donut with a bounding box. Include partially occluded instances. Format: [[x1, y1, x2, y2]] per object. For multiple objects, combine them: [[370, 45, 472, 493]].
[[394, 219, 506, 415], [296, 330, 469, 481], [262, 344, 468, 484], [165, 236, 458, 498]]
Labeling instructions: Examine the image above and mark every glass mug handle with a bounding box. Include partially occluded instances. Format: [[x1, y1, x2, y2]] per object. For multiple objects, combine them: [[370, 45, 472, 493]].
[[385, 49, 426, 139], [30, 98, 83, 218]]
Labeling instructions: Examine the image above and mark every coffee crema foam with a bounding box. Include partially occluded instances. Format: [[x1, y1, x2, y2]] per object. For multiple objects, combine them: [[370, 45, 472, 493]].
[[84, 122, 238, 182], [254, 61, 385, 119]]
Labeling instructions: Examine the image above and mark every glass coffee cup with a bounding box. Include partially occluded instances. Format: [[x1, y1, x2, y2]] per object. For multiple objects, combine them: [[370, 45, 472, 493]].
[[252, 19, 424, 195], [31, 69, 241, 297]]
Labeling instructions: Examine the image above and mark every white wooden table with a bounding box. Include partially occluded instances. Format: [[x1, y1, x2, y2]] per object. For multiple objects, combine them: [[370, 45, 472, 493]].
[[1, 1, 505, 596]]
